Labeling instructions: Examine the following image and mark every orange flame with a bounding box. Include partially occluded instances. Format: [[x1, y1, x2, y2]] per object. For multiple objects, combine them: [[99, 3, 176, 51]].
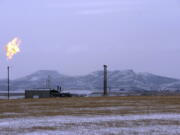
[[6, 38, 21, 60]]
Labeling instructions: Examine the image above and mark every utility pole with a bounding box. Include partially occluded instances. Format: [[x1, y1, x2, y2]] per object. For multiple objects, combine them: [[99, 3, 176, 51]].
[[103, 65, 108, 96], [7, 66, 10, 100]]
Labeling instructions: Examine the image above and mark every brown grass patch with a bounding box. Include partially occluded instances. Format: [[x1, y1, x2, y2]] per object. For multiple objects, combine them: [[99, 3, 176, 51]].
[[0, 96, 180, 118]]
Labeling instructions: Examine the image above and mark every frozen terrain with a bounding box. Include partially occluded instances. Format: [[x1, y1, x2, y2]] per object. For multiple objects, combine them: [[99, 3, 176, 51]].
[[1, 113, 180, 135], [1, 96, 180, 135]]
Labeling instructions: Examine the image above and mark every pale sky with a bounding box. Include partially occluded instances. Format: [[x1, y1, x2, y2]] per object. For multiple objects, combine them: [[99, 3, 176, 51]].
[[0, 0, 180, 79]]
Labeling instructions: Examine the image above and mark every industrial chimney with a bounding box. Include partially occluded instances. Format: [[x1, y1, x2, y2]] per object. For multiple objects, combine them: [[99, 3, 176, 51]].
[[7, 66, 10, 100], [103, 65, 108, 96]]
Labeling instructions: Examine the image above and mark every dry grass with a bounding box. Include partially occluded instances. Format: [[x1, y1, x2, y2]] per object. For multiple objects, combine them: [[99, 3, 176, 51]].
[[0, 96, 180, 118]]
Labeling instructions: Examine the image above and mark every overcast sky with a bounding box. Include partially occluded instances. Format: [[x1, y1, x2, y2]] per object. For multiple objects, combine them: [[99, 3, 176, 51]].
[[0, 0, 180, 79]]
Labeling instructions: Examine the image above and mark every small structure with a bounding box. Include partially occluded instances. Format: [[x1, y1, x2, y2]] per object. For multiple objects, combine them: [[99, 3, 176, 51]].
[[25, 88, 72, 99], [25, 89, 52, 99]]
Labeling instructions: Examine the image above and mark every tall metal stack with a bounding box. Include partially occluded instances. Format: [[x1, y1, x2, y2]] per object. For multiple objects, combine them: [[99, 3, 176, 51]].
[[103, 65, 108, 96], [7, 66, 10, 100]]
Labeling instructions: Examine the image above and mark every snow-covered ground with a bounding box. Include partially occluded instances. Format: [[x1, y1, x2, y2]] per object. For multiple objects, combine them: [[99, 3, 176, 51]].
[[1, 113, 180, 135]]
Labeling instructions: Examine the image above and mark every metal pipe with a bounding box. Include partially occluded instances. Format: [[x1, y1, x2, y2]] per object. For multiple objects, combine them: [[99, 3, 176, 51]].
[[7, 66, 10, 100]]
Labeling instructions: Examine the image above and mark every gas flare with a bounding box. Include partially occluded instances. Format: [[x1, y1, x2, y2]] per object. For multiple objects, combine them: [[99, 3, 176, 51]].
[[6, 38, 21, 60]]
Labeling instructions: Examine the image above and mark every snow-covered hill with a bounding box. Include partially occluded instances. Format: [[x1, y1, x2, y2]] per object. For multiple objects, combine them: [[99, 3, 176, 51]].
[[0, 70, 180, 91]]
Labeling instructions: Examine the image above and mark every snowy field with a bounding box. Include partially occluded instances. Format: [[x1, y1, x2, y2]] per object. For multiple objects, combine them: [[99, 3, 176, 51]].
[[0, 96, 180, 135], [1, 114, 180, 135]]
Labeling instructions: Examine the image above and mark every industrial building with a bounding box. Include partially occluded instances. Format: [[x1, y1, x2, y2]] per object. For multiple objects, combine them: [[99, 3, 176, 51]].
[[25, 89, 72, 99]]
